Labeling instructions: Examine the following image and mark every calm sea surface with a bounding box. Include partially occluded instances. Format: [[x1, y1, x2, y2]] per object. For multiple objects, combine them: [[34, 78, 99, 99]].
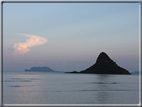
[[3, 71, 140, 104]]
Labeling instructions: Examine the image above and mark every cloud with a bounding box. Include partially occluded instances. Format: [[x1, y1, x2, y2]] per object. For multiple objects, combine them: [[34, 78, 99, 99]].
[[12, 33, 47, 56]]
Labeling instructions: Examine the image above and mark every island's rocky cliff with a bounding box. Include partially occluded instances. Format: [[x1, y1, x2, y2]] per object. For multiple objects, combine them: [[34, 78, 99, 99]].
[[68, 52, 131, 74], [25, 66, 54, 72]]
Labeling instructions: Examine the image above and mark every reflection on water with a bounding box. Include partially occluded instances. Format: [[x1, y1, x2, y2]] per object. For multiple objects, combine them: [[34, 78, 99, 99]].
[[96, 91, 111, 104], [3, 71, 139, 104], [4, 78, 40, 82], [94, 75, 113, 104]]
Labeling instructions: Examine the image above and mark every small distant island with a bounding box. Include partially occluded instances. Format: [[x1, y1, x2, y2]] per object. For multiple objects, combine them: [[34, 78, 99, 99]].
[[66, 52, 131, 75], [25, 66, 55, 72], [131, 71, 139, 75]]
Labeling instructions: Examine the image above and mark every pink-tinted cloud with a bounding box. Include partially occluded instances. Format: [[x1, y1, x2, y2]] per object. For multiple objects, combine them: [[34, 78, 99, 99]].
[[12, 33, 47, 56]]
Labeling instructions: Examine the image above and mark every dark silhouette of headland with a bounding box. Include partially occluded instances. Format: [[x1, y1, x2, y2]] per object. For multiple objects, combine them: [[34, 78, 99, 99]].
[[66, 52, 131, 74], [25, 66, 54, 72]]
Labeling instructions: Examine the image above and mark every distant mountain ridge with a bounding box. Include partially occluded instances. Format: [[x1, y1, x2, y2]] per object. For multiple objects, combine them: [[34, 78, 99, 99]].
[[25, 66, 54, 72], [131, 71, 139, 75]]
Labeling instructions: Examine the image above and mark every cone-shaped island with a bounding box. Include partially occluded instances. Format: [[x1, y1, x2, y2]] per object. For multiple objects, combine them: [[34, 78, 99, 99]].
[[67, 52, 131, 74]]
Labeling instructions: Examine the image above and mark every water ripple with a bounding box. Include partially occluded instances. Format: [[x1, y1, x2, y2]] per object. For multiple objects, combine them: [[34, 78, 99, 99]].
[[3, 78, 40, 82]]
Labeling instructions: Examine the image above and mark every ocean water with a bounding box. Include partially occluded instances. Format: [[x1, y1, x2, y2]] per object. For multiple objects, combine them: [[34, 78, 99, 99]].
[[3, 71, 140, 105]]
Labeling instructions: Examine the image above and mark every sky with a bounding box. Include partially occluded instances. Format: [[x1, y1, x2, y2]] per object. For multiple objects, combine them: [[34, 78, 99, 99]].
[[3, 3, 140, 72]]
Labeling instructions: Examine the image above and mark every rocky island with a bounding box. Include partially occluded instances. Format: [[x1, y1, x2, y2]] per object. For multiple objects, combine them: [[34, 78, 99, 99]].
[[25, 66, 55, 72], [66, 52, 131, 74]]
